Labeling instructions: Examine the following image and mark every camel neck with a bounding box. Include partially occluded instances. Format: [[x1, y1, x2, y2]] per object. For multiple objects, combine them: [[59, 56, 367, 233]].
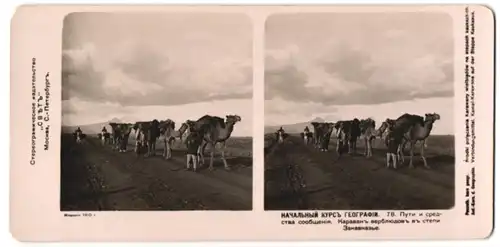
[[423, 119, 435, 132], [219, 122, 236, 139]]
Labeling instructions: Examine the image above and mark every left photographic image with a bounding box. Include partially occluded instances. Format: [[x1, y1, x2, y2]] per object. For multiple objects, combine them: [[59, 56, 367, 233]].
[[60, 12, 253, 211]]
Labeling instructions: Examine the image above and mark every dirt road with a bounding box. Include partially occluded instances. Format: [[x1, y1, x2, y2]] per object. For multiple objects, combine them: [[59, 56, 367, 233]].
[[60, 134, 253, 211], [264, 134, 455, 210]]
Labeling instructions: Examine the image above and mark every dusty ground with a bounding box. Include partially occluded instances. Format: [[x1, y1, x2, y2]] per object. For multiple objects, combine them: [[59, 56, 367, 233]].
[[60, 134, 253, 211], [264, 133, 455, 211]]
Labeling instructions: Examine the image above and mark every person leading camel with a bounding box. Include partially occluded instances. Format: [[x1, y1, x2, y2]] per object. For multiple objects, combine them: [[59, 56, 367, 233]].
[[185, 130, 203, 172], [385, 129, 401, 169]]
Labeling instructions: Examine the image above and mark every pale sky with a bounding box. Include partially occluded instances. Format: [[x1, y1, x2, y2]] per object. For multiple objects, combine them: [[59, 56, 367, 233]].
[[62, 13, 253, 136], [264, 12, 454, 135]]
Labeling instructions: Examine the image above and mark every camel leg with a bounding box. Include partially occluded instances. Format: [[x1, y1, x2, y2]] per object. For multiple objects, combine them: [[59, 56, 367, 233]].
[[421, 141, 430, 169], [186, 154, 191, 170], [398, 142, 405, 164], [386, 153, 390, 168], [220, 141, 230, 170], [409, 141, 416, 168], [199, 141, 208, 166], [193, 153, 198, 172], [163, 140, 167, 158], [146, 141, 151, 157], [368, 139, 372, 157], [365, 139, 369, 157], [209, 142, 215, 171], [143, 141, 150, 157], [135, 141, 140, 156], [392, 153, 397, 169], [167, 139, 172, 160], [367, 139, 372, 157], [365, 138, 371, 157]]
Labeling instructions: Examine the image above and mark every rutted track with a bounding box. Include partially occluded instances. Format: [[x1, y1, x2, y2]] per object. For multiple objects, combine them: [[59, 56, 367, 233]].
[[264, 135, 455, 210], [60, 134, 253, 211]]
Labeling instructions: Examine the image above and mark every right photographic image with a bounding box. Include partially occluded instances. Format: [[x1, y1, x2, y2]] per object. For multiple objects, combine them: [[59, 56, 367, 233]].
[[264, 12, 455, 210]]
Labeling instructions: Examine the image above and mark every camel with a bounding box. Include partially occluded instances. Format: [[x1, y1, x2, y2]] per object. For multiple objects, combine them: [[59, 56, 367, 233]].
[[310, 122, 323, 149], [109, 122, 121, 150], [158, 119, 183, 160], [316, 122, 335, 152], [187, 115, 242, 171], [114, 123, 134, 153], [400, 113, 441, 168], [359, 118, 377, 158], [334, 119, 361, 155], [300, 126, 313, 145], [348, 118, 361, 154], [133, 120, 161, 157], [386, 113, 440, 168]]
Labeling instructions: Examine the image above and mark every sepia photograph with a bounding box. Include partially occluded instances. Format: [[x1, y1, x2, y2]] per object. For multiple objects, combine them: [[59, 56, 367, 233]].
[[9, 4, 496, 241], [264, 12, 455, 210], [60, 12, 253, 211]]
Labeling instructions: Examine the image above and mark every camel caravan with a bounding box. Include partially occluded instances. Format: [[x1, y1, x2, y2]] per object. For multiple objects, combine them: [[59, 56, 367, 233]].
[[72, 114, 242, 171], [273, 112, 441, 169]]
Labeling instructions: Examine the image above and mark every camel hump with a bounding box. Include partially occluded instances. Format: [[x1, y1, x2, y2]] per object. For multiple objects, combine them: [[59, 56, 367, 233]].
[[395, 113, 424, 127], [208, 116, 226, 127], [194, 115, 225, 131], [397, 113, 423, 122], [197, 115, 215, 122]]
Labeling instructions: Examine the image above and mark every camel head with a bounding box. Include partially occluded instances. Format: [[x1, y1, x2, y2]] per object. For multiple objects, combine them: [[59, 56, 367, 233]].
[[185, 120, 197, 131], [159, 119, 175, 134], [178, 122, 188, 134], [425, 113, 441, 122], [226, 115, 242, 125], [375, 119, 394, 137], [179, 120, 196, 135]]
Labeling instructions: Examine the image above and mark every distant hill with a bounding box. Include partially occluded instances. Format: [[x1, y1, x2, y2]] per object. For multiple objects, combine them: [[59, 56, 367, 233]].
[[264, 117, 326, 134], [61, 117, 122, 134]]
